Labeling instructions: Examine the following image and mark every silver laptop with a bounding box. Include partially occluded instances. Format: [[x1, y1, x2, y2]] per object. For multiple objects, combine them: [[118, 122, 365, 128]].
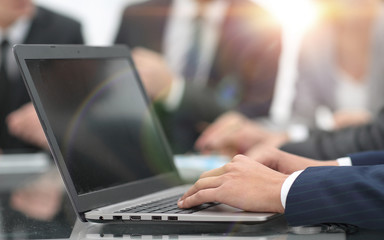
[[13, 44, 278, 224]]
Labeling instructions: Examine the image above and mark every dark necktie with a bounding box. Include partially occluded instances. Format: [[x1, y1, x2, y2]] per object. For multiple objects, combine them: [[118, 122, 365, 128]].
[[0, 39, 10, 147], [182, 15, 203, 81]]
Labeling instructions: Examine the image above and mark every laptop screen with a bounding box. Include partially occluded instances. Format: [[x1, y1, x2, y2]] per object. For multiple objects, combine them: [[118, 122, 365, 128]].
[[25, 58, 175, 195]]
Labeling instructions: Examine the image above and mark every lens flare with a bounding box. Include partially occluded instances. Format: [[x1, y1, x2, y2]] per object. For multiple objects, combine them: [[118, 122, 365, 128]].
[[255, 0, 319, 33]]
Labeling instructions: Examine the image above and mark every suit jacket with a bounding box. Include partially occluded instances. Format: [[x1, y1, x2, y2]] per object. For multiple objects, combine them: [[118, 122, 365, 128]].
[[1, 6, 84, 151], [115, 0, 281, 153], [285, 151, 384, 230], [280, 107, 384, 160]]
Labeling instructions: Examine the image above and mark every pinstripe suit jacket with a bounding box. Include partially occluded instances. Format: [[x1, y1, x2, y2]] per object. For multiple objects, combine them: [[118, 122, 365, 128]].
[[285, 151, 384, 230]]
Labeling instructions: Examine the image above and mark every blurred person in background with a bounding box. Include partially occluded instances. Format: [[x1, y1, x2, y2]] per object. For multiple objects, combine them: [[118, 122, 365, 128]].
[[0, 0, 84, 153], [115, 0, 282, 154], [290, 0, 384, 132], [0, 0, 83, 230], [196, 0, 384, 158]]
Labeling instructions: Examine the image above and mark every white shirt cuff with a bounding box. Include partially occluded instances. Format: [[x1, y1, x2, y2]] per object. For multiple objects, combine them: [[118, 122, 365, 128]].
[[163, 76, 185, 111], [281, 170, 303, 209], [336, 157, 352, 166], [286, 124, 309, 142], [315, 106, 335, 131]]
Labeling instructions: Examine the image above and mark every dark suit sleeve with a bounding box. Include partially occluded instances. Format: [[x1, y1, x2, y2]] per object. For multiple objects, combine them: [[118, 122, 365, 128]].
[[285, 165, 384, 230], [153, 82, 228, 153], [349, 151, 384, 166], [176, 82, 229, 121], [280, 109, 384, 160]]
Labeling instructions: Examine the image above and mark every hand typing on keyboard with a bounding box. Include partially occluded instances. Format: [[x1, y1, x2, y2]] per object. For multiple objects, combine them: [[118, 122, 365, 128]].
[[178, 154, 287, 214]]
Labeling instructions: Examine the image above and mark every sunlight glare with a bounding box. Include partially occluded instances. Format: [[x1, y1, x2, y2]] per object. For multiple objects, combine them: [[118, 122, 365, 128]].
[[256, 0, 319, 32]]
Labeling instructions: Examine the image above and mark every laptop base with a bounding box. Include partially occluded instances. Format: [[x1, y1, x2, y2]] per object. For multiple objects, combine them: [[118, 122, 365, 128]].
[[88, 215, 285, 235]]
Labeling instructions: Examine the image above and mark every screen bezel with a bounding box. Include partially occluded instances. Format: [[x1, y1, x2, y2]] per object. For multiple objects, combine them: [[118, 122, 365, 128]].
[[13, 44, 183, 221]]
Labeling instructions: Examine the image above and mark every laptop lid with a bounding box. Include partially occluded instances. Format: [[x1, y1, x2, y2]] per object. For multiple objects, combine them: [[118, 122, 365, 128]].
[[13, 44, 183, 221]]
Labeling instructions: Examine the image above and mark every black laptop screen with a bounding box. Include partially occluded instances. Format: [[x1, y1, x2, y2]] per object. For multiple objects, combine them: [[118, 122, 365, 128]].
[[25, 58, 174, 195]]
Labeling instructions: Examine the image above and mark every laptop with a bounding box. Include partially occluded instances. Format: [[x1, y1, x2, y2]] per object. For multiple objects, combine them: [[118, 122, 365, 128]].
[[13, 44, 278, 224]]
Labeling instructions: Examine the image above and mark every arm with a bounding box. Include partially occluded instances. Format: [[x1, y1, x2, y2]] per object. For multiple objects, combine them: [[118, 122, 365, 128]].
[[155, 82, 227, 153], [280, 108, 384, 159], [216, 2, 282, 118], [286, 165, 384, 230], [179, 148, 384, 229], [349, 151, 384, 166], [173, 81, 228, 124], [131, 47, 227, 153]]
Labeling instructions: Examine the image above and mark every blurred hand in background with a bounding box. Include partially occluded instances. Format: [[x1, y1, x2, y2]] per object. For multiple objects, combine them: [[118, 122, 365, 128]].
[[6, 103, 48, 150], [132, 47, 174, 102], [195, 111, 288, 157]]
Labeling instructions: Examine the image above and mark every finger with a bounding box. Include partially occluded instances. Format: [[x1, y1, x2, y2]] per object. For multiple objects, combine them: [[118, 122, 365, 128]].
[[195, 127, 235, 153], [194, 127, 222, 150], [178, 188, 217, 209], [179, 176, 222, 201], [195, 114, 245, 152], [195, 116, 236, 149], [202, 138, 238, 157], [196, 116, 236, 142], [199, 164, 228, 179]]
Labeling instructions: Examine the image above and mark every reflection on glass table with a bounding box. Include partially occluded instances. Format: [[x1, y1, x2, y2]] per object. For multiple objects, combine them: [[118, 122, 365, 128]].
[[0, 152, 50, 190], [76, 217, 353, 240], [0, 152, 77, 239], [0, 152, 382, 239]]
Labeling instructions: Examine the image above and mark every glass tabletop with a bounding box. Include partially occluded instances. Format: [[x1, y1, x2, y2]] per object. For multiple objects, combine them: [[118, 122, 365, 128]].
[[0, 152, 382, 240]]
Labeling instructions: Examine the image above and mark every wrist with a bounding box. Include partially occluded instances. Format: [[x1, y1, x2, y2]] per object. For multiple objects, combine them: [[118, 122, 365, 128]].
[[280, 170, 303, 212], [316, 160, 339, 167], [276, 174, 289, 213], [336, 157, 352, 166]]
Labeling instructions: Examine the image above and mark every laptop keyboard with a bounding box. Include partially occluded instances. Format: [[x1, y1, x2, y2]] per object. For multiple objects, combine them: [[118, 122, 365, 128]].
[[115, 195, 219, 214]]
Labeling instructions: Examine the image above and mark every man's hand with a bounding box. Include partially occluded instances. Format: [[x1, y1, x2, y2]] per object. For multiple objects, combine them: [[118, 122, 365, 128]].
[[178, 154, 288, 213], [178, 148, 339, 212], [132, 47, 174, 101], [195, 111, 288, 157], [195, 112, 262, 156], [6, 103, 48, 149], [333, 110, 371, 129], [246, 147, 339, 175]]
